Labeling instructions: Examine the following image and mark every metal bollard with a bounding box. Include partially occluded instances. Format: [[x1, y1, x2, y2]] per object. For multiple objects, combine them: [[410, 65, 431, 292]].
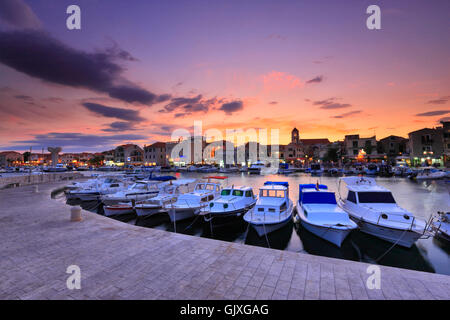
[[33, 185, 39, 193], [70, 206, 82, 222]]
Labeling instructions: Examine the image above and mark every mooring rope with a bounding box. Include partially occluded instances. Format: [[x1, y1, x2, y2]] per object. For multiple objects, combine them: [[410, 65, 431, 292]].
[[374, 228, 408, 262]]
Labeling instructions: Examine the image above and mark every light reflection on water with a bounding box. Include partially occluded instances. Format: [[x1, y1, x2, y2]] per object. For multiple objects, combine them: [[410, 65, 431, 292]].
[[70, 171, 450, 275]]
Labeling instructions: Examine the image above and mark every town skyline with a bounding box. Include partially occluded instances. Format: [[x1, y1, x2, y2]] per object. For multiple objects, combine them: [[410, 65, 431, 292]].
[[1, 0, 449, 153]]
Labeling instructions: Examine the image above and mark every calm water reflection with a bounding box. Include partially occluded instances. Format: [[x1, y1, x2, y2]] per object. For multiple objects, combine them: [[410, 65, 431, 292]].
[[68, 171, 450, 275]]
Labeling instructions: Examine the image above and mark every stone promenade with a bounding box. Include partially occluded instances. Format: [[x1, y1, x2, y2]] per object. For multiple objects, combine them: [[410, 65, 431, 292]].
[[0, 182, 449, 300]]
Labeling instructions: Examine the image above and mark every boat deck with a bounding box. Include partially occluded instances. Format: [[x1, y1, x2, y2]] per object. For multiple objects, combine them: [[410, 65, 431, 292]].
[[0, 181, 449, 300]]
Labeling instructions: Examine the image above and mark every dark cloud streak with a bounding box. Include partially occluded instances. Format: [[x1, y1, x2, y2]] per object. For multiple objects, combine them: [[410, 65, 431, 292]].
[[0, 30, 168, 105], [82, 102, 145, 122]]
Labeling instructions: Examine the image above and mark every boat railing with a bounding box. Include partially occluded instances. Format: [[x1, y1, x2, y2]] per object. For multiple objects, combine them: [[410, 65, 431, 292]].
[[372, 210, 432, 236]]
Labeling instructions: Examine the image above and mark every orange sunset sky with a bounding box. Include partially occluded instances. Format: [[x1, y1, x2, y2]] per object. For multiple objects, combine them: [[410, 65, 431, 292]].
[[0, 0, 449, 152]]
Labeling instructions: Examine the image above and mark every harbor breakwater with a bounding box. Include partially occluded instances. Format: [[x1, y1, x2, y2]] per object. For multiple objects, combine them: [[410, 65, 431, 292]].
[[0, 172, 83, 190]]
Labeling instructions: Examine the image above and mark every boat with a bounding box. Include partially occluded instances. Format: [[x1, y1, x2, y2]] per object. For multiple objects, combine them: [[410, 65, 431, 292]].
[[43, 163, 68, 172], [414, 167, 447, 180], [364, 163, 378, 176], [219, 165, 239, 173], [343, 166, 356, 176], [337, 177, 429, 248], [70, 177, 128, 201], [432, 211, 450, 241], [248, 161, 265, 174], [202, 185, 257, 228], [393, 165, 413, 177], [134, 179, 196, 217], [101, 180, 163, 206], [378, 164, 394, 177], [296, 183, 357, 247], [164, 176, 226, 222], [65, 176, 125, 200], [328, 168, 343, 177], [198, 165, 218, 173], [104, 202, 135, 217], [278, 163, 294, 174], [310, 163, 323, 176], [243, 181, 294, 236]]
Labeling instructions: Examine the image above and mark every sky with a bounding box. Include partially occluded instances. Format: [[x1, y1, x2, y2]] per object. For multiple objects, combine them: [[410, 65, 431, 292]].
[[0, 0, 449, 152]]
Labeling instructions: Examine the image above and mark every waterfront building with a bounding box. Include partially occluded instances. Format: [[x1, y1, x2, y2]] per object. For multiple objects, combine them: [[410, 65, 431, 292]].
[[144, 142, 169, 166], [301, 139, 331, 160], [0, 151, 24, 167], [114, 144, 143, 165], [343, 134, 380, 161], [408, 127, 444, 166], [279, 128, 305, 164], [378, 135, 409, 163]]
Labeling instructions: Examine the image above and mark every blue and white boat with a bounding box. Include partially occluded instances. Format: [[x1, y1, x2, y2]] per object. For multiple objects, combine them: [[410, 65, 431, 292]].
[[296, 184, 357, 247], [243, 181, 294, 236]]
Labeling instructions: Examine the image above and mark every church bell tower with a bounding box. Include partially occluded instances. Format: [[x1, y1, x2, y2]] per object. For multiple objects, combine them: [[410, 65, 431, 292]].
[[291, 127, 299, 144]]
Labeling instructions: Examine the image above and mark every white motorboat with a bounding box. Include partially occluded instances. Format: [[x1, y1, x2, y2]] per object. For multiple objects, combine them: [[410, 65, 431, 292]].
[[278, 163, 294, 174], [219, 165, 239, 173], [198, 166, 218, 173], [338, 177, 428, 248], [203, 185, 256, 228], [164, 176, 226, 222], [414, 167, 447, 180], [432, 211, 450, 241], [71, 177, 128, 201], [65, 176, 125, 200], [393, 165, 413, 177], [243, 181, 294, 236], [104, 202, 135, 217], [101, 180, 162, 206], [135, 179, 196, 217], [43, 164, 68, 172], [248, 161, 265, 174], [296, 183, 357, 247]]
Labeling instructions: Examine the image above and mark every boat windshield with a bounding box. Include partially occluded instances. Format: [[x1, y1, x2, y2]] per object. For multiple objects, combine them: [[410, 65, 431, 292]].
[[357, 192, 396, 203], [232, 190, 244, 196], [302, 192, 337, 204], [221, 189, 231, 196], [260, 189, 285, 198]]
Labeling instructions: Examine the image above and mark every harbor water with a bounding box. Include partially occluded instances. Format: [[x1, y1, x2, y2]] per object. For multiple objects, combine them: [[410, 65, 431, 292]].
[[63, 171, 450, 276]]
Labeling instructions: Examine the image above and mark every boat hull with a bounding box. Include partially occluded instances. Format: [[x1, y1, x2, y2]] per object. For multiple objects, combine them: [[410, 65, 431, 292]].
[[250, 217, 291, 237], [102, 192, 158, 206], [135, 205, 164, 217], [350, 216, 421, 248], [299, 219, 352, 247], [204, 208, 249, 228], [104, 205, 135, 217], [167, 208, 198, 222], [78, 193, 101, 201]]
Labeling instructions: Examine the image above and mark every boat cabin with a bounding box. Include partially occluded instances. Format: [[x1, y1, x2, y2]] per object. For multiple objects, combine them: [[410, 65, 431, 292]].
[[342, 178, 397, 205], [254, 182, 289, 215], [220, 186, 254, 198]]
